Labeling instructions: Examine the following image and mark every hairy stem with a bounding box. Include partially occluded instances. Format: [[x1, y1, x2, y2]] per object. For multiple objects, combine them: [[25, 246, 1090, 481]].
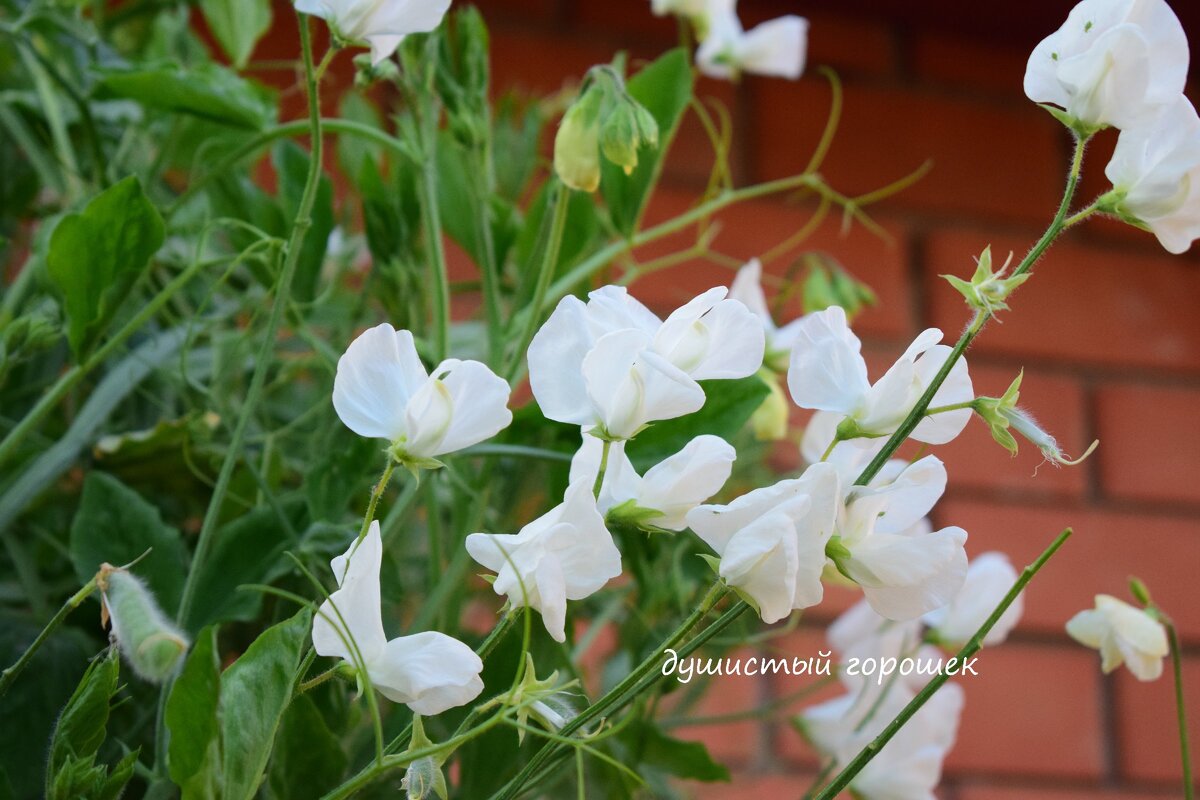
[[0, 578, 97, 699]]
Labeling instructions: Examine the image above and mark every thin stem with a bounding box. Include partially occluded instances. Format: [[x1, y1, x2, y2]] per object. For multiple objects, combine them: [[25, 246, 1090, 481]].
[[360, 460, 395, 542], [925, 400, 976, 415], [813, 528, 1073, 799], [0, 578, 96, 698], [592, 439, 611, 498], [298, 665, 343, 694], [505, 181, 569, 382], [1166, 620, 1194, 800]]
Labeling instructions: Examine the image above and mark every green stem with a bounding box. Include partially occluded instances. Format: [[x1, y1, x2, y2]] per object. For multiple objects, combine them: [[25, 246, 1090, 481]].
[[852, 134, 1090, 487], [0, 577, 97, 699], [505, 181, 570, 382], [925, 399, 977, 415], [813, 528, 1074, 799], [592, 438, 611, 498], [0, 255, 214, 468], [360, 460, 395, 542], [176, 11, 326, 626], [1167, 620, 1195, 800]]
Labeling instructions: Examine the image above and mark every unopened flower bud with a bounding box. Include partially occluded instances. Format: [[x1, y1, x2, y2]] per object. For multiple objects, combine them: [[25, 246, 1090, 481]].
[[750, 372, 789, 441], [801, 257, 876, 321], [554, 84, 606, 192], [600, 99, 659, 176], [100, 567, 189, 683]]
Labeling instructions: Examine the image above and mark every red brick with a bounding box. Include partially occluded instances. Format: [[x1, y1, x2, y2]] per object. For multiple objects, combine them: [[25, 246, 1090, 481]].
[[1095, 384, 1200, 506], [1114, 655, 1200, 788], [947, 643, 1104, 778], [489, 27, 618, 96], [938, 364, 1090, 500], [666, 646, 766, 766], [632, 187, 913, 338], [934, 500, 1200, 642], [749, 80, 1064, 224], [955, 785, 1176, 800], [769, 625, 851, 766], [911, 33, 1032, 97], [925, 229, 1200, 372], [689, 771, 819, 800]]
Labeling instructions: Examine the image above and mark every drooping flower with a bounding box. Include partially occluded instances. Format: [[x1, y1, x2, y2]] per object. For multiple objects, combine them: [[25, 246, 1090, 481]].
[[1066, 594, 1169, 681], [788, 306, 973, 446], [527, 286, 763, 440], [465, 481, 622, 642], [294, 0, 452, 65], [332, 323, 513, 465], [729, 259, 805, 370], [686, 462, 840, 623], [568, 434, 736, 531], [924, 552, 1023, 648], [312, 522, 484, 714], [1023, 0, 1189, 132], [1104, 95, 1200, 254], [696, 0, 808, 80]]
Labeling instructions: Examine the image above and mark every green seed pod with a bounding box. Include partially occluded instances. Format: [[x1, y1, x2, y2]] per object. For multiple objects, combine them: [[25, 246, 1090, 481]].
[[102, 568, 189, 683]]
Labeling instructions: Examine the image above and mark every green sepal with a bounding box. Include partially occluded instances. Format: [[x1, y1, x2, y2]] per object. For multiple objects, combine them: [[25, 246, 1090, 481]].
[[1037, 103, 1106, 138]]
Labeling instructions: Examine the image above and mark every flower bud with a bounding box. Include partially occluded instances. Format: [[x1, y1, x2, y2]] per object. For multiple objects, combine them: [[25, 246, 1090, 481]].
[[600, 99, 659, 176], [801, 257, 876, 321], [750, 372, 790, 441], [100, 567, 189, 683], [554, 84, 606, 192]]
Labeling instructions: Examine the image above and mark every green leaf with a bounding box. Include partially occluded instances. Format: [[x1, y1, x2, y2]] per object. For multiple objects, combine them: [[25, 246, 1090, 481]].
[[69, 472, 187, 616], [267, 693, 347, 798], [629, 723, 730, 782], [600, 49, 693, 235], [274, 140, 334, 302], [219, 610, 310, 800], [626, 377, 770, 471], [200, 0, 272, 69], [47, 176, 165, 359], [183, 502, 300, 633], [166, 627, 222, 800], [94, 64, 275, 130]]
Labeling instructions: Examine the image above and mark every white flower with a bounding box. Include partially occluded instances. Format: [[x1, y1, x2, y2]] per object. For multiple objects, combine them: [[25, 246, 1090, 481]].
[[295, 0, 451, 65], [1066, 594, 1169, 681], [650, 0, 707, 19], [527, 286, 763, 439], [686, 462, 840, 623], [568, 434, 736, 531], [466, 480, 622, 642], [312, 522, 484, 714], [729, 259, 805, 369], [830, 457, 969, 621], [332, 323, 513, 462], [788, 306, 973, 445], [1105, 95, 1200, 254], [1023, 0, 1188, 131], [924, 552, 1023, 649], [696, 0, 808, 80]]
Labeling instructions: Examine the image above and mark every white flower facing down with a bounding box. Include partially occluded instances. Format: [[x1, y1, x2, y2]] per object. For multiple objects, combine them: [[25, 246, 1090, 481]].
[[1105, 95, 1200, 254], [568, 434, 736, 531], [830, 456, 969, 621], [1023, 0, 1189, 131], [924, 552, 1023, 649], [312, 522, 484, 715], [1066, 594, 1169, 681], [686, 462, 840, 624], [295, 0, 452, 65], [696, 0, 808, 80], [788, 306, 973, 446], [466, 480, 622, 643], [332, 323, 513, 464], [729, 259, 805, 369], [528, 286, 764, 439]]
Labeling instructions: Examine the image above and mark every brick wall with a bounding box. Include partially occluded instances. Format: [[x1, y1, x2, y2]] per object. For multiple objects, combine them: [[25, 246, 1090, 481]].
[[470, 1, 1199, 797]]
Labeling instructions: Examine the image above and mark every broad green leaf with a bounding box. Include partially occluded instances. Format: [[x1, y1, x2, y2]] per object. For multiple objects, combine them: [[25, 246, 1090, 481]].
[[267, 693, 347, 798], [47, 176, 165, 359], [600, 49, 693, 235], [219, 610, 310, 800], [166, 627, 222, 800], [627, 376, 770, 471], [274, 140, 333, 303], [626, 722, 730, 782], [200, 0, 271, 69], [183, 502, 301, 633], [94, 64, 275, 130], [69, 472, 187, 616]]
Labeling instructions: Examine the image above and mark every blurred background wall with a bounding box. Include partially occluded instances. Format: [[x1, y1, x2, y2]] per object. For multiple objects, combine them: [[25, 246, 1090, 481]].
[[242, 1, 1200, 796]]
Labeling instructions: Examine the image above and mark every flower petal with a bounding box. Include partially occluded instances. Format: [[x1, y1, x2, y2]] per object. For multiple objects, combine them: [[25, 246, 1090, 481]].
[[332, 324, 427, 442]]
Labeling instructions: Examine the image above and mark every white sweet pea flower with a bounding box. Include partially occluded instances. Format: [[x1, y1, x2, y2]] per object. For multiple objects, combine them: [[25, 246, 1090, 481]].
[[924, 552, 1023, 649], [527, 286, 763, 439], [1023, 0, 1188, 131], [686, 462, 840, 623], [1066, 594, 1169, 681], [696, 0, 808, 80], [568, 434, 736, 531], [332, 323, 513, 465], [729, 259, 804, 369], [294, 0, 452, 65], [829, 457, 969, 621], [465, 480, 622, 642], [787, 306, 973, 446], [312, 522, 484, 714], [1105, 96, 1200, 254], [650, 0, 707, 19]]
